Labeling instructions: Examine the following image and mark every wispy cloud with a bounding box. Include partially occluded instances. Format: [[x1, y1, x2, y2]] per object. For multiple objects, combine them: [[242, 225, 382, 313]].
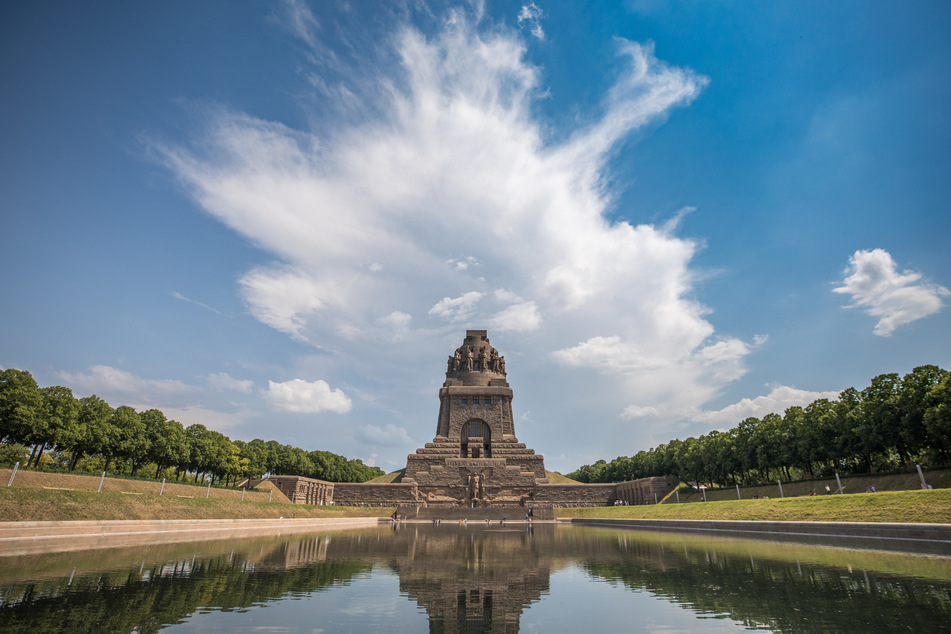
[[172, 291, 221, 315], [833, 248, 948, 336], [692, 385, 842, 425], [206, 372, 254, 393], [265, 378, 352, 414], [517, 3, 545, 40], [60, 365, 200, 403], [151, 5, 754, 429]]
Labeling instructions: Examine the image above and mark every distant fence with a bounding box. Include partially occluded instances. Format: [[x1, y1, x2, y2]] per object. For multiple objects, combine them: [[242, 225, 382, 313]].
[[1, 467, 289, 503]]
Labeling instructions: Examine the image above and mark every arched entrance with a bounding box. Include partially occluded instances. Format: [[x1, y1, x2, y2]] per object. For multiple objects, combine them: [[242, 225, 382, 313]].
[[460, 420, 491, 458]]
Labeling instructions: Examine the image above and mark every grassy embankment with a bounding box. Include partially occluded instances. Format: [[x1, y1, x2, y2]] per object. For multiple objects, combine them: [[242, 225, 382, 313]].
[[3, 468, 949, 524], [555, 488, 951, 524], [0, 468, 393, 521]]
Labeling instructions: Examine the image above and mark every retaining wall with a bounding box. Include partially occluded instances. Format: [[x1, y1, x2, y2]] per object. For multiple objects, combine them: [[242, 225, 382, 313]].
[[0, 517, 386, 556]]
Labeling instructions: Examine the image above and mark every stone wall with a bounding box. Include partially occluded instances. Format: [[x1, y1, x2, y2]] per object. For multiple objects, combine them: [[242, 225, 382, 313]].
[[269, 476, 335, 505], [332, 482, 418, 506], [533, 483, 617, 507], [269, 474, 679, 509]]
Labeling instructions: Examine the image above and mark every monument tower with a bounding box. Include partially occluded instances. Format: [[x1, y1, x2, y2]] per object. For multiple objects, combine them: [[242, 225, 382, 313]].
[[402, 330, 548, 507]]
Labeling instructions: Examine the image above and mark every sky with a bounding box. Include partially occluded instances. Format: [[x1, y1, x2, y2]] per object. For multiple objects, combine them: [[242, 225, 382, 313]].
[[2, 0, 950, 474]]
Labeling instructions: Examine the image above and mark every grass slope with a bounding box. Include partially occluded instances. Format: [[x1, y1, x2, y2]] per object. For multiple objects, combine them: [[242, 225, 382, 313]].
[[0, 487, 393, 521], [556, 489, 951, 524]]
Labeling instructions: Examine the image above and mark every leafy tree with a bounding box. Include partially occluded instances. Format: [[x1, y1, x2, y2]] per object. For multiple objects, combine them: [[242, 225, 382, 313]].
[[69, 395, 115, 471], [143, 410, 187, 477], [923, 374, 951, 461], [899, 365, 949, 458], [31, 385, 79, 467], [0, 368, 43, 446], [102, 406, 144, 473]]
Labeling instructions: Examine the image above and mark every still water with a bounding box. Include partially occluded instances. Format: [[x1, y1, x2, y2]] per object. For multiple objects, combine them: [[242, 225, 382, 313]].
[[1, 523, 949, 633]]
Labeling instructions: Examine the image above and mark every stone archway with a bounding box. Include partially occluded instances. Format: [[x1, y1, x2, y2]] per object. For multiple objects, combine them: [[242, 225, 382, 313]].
[[460, 419, 491, 458]]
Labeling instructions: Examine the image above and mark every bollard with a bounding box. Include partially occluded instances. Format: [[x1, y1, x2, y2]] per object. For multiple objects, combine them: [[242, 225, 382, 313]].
[[160, 478, 166, 496], [778, 480, 784, 498], [916, 464, 929, 489], [736, 484, 741, 500], [241, 487, 246, 501], [269, 490, 273, 503], [7, 462, 20, 487], [206, 482, 212, 499], [653, 492, 658, 504], [835, 472, 843, 495], [98, 471, 106, 492], [675, 489, 680, 503]]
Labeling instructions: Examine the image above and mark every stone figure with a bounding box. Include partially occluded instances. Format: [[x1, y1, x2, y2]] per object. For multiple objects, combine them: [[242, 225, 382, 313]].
[[467, 473, 477, 502], [478, 347, 488, 372], [453, 349, 462, 371], [464, 348, 474, 371], [447, 355, 454, 374], [490, 348, 500, 372], [498, 356, 505, 375]]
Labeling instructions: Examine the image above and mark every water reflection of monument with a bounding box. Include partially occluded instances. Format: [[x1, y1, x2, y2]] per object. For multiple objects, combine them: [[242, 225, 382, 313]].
[[394, 525, 552, 633]]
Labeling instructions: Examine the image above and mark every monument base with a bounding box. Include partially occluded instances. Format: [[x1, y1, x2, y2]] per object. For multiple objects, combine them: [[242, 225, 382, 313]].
[[397, 504, 554, 521]]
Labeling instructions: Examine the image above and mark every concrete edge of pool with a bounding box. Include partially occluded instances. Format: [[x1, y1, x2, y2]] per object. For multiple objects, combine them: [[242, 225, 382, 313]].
[[2, 516, 950, 556]]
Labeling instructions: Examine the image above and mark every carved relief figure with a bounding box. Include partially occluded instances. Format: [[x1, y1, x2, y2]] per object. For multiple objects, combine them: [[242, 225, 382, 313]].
[[498, 356, 506, 375], [478, 347, 488, 372], [464, 347, 474, 371], [490, 348, 500, 372], [453, 349, 462, 371]]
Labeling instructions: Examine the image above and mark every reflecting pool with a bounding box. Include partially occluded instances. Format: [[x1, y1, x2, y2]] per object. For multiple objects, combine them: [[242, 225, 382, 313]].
[[1, 523, 949, 633]]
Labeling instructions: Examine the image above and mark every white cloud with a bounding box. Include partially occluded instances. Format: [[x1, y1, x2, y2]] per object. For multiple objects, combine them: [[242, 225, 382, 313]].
[[692, 384, 841, 426], [833, 248, 948, 336], [517, 3, 545, 40], [152, 6, 764, 455], [206, 372, 254, 393], [487, 301, 541, 332], [158, 406, 249, 432], [265, 378, 352, 414], [60, 365, 200, 403], [172, 291, 221, 314], [428, 291, 484, 321], [356, 423, 413, 446]]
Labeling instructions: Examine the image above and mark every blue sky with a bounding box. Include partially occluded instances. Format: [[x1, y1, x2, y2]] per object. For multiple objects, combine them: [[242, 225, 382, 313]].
[[2, 1, 949, 474]]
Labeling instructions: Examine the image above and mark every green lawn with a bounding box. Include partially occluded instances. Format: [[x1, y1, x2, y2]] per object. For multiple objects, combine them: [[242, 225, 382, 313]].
[[555, 488, 951, 523], [0, 487, 393, 522]]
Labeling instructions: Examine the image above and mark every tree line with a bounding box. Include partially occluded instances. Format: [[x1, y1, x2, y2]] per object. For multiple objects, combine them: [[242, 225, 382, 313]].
[[567, 365, 951, 486], [0, 368, 384, 486]]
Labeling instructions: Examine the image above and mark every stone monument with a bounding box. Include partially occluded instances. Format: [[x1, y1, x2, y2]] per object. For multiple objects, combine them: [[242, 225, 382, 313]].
[[402, 330, 548, 508], [278, 329, 679, 512]]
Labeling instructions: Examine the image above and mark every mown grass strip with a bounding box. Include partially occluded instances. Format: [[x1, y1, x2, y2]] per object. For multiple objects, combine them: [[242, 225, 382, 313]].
[[0, 487, 393, 522], [555, 489, 951, 524]]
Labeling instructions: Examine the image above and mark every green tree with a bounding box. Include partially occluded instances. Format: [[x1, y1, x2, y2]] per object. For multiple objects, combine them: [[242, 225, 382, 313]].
[[102, 406, 144, 473], [856, 374, 904, 469], [0, 368, 43, 447], [923, 373, 951, 462], [69, 395, 115, 471], [899, 365, 949, 459], [31, 385, 79, 467], [143, 410, 187, 477]]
